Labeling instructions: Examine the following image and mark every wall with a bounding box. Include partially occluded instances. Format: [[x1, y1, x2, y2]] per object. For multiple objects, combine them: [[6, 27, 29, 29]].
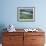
[[0, 0, 46, 31]]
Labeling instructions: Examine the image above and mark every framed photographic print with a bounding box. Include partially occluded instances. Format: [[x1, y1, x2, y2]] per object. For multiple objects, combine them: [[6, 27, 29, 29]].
[[17, 7, 35, 22]]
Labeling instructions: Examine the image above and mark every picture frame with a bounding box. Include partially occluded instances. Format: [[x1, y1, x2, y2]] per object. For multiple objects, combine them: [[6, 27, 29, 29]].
[[17, 7, 35, 22]]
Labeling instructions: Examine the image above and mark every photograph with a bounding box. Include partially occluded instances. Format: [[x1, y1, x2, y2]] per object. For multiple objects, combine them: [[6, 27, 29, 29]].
[[17, 7, 35, 22]]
